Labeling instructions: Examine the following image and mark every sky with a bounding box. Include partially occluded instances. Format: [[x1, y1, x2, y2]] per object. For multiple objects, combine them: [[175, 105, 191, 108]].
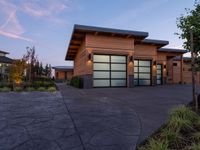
[[0, 0, 195, 67]]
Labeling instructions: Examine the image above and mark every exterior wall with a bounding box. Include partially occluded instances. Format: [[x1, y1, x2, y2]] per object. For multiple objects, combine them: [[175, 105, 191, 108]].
[[0, 53, 6, 57], [55, 70, 73, 80], [74, 41, 86, 76], [172, 60, 182, 84]]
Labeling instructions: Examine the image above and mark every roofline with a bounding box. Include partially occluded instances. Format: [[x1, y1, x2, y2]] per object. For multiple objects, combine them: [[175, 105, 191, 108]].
[[158, 48, 188, 53], [74, 24, 149, 38], [0, 50, 9, 54], [142, 39, 169, 46]]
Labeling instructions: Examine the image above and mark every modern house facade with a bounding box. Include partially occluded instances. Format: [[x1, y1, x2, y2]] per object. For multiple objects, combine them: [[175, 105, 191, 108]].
[[52, 66, 73, 80], [0, 50, 13, 80], [65, 25, 187, 88]]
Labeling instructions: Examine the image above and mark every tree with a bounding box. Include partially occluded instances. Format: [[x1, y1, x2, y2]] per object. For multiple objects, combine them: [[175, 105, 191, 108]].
[[23, 46, 37, 82], [177, 0, 200, 111], [39, 62, 43, 76], [8, 59, 27, 84]]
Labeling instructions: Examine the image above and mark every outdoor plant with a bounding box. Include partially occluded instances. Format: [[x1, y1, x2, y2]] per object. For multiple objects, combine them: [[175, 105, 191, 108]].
[[37, 87, 46, 92], [137, 105, 200, 150], [70, 76, 83, 88], [47, 87, 56, 92], [0, 87, 11, 92], [15, 87, 23, 92], [26, 87, 35, 92]]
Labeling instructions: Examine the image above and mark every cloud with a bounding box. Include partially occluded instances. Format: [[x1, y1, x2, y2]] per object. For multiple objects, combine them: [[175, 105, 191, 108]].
[[0, 0, 33, 42], [20, 0, 70, 25]]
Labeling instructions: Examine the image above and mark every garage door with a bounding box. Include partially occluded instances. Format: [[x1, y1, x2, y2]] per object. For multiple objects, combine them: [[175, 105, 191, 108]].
[[93, 55, 127, 87], [134, 60, 151, 86]]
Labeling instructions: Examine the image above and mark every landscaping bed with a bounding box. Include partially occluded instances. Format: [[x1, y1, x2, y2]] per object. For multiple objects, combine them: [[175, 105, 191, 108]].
[[0, 77, 57, 92], [137, 106, 200, 150]]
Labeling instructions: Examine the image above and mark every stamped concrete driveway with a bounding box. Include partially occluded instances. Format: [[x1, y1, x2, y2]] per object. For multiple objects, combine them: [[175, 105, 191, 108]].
[[57, 84, 196, 150], [0, 85, 196, 150]]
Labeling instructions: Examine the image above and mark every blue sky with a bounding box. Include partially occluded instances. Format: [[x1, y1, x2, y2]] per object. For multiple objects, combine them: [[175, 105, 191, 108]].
[[0, 0, 195, 66]]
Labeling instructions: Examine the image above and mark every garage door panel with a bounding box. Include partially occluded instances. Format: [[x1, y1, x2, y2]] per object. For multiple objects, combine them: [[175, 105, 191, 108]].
[[93, 55, 127, 87], [134, 60, 151, 86]]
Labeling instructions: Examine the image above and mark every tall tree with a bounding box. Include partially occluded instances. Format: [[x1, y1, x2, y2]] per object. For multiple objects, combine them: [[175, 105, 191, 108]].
[[177, 0, 200, 111]]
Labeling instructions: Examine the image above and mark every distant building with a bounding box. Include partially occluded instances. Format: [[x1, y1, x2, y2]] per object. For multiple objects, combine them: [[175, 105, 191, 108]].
[[52, 66, 73, 80], [0, 50, 13, 80]]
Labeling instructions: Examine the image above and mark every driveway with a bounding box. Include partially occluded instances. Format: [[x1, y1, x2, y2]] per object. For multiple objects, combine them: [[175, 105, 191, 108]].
[[0, 85, 195, 150], [58, 84, 194, 150]]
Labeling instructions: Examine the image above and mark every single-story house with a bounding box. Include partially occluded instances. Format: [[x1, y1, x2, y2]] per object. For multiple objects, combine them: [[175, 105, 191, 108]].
[[0, 50, 13, 80], [52, 66, 73, 80], [65, 24, 187, 88]]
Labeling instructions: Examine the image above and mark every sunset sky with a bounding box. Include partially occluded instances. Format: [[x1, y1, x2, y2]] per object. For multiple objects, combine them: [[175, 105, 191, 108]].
[[0, 0, 195, 66]]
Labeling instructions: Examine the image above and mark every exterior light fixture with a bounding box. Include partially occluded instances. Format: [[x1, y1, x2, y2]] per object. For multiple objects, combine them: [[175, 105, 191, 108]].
[[153, 61, 156, 66], [88, 53, 92, 61], [164, 64, 166, 69], [129, 56, 133, 62]]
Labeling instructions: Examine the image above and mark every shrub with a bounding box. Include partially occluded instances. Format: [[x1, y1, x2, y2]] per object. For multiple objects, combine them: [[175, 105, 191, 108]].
[[47, 87, 56, 92], [161, 128, 180, 142], [0, 87, 11, 92], [138, 139, 169, 150], [15, 87, 23, 92], [187, 144, 200, 150], [26, 87, 35, 92], [70, 76, 83, 88], [37, 87, 46, 92], [0, 82, 13, 88]]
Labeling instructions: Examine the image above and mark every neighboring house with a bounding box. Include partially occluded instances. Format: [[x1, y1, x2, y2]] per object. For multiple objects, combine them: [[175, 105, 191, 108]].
[[0, 50, 13, 80], [65, 24, 187, 88], [52, 66, 73, 80]]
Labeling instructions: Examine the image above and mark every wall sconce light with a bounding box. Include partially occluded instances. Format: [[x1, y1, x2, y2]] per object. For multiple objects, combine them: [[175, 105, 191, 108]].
[[88, 53, 92, 61], [153, 61, 156, 66], [129, 56, 133, 62], [164, 64, 166, 69]]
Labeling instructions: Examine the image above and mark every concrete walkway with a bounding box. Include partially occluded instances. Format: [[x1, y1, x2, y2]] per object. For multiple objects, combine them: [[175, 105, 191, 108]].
[[57, 84, 195, 150]]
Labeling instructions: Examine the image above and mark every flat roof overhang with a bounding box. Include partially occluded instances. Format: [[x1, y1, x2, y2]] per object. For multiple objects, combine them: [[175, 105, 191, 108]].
[[65, 24, 149, 60], [158, 48, 188, 53], [135, 39, 169, 48]]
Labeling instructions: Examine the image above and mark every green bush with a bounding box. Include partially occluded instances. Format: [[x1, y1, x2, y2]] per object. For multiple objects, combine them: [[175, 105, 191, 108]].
[[0, 87, 11, 92], [47, 87, 56, 92], [15, 87, 23, 92], [0, 82, 13, 88], [187, 144, 200, 150], [26, 87, 35, 92], [37, 87, 46, 92], [70, 76, 83, 88]]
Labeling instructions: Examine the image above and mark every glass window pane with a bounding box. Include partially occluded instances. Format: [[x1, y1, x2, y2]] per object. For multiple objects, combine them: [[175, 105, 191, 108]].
[[139, 80, 150, 85], [139, 67, 150, 72], [111, 80, 126, 86], [111, 56, 126, 63], [134, 80, 138, 86], [111, 72, 126, 79], [93, 55, 109, 62], [157, 75, 162, 79], [134, 67, 138, 72], [139, 60, 151, 66], [93, 80, 110, 87], [134, 60, 138, 66], [139, 74, 150, 79], [111, 64, 126, 71], [134, 73, 138, 79], [94, 63, 110, 70], [157, 70, 162, 74], [157, 65, 162, 69], [157, 80, 161, 85], [93, 71, 109, 78]]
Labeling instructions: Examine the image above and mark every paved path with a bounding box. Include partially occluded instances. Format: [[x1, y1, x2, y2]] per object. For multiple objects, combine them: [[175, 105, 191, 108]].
[[0, 92, 84, 150], [57, 84, 195, 150]]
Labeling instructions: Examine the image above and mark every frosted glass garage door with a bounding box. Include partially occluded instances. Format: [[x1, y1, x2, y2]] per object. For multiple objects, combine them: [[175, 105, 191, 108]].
[[93, 55, 127, 87]]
